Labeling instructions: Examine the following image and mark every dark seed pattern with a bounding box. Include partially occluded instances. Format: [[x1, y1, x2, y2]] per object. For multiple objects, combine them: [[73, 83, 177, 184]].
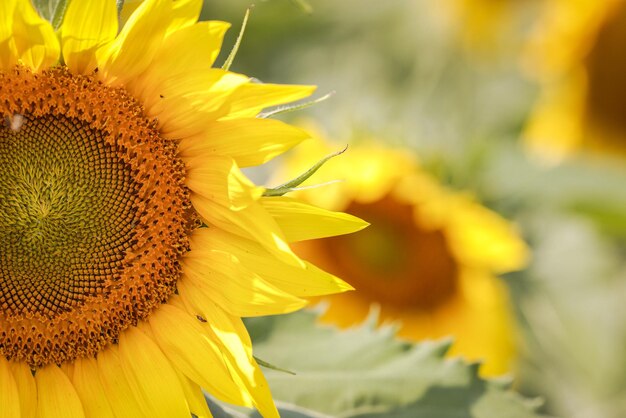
[[0, 67, 195, 368]]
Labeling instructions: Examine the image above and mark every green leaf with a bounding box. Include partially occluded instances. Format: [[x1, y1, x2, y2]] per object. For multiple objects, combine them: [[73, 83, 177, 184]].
[[241, 310, 546, 418], [206, 397, 332, 418], [32, 0, 69, 30]]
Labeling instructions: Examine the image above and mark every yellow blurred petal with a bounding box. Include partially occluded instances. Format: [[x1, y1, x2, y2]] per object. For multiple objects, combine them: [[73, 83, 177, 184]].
[[97, 0, 171, 86], [70, 357, 115, 418], [61, 0, 118, 74], [148, 303, 249, 406], [180, 118, 310, 167], [96, 346, 145, 418], [0, 358, 20, 418], [189, 228, 353, 297], [9, 362, 36, 418], [13, 0, 59, 71], [118, 326, 190, 418], [523, 70, 587, 162], [447, 270, 516, 377], [223, 83, 316, 119], [35, 365, 85, 418], [261, 196, 369, 242], [446, 198, 530, 273], [181, 250, 306, 316], [0, 0, 18, 70]]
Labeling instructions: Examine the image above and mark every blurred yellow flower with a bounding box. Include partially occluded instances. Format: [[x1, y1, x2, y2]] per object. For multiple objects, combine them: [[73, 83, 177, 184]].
[[278, 131, 530, 377], [524, 0, 626, 160], [433, 0, 531, 55]]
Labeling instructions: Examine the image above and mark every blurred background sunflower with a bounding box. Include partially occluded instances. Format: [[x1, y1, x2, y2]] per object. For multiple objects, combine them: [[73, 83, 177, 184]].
[[524, 0, 626, 160], [277, 132, 528, 377]]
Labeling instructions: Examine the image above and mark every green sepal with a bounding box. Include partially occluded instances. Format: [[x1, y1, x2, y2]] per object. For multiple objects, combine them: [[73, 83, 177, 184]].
[[32, 0, 69, 30], [253, 356, 296, 376], [116, 0, 125, 17], [222, 6, 252, 72], [260, 91, 335, 119], [262, 146, 347, 197]]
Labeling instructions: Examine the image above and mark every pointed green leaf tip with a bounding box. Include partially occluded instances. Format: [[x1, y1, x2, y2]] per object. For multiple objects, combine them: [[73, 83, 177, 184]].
[[237, 310, 547, 418], [222, 6, 252, 72], [253, 356, 296, 376], [260, 91, 335, 119], [116, 0, 125, 16], [262, 146, 348, 197], [33, 0, 70, 30]]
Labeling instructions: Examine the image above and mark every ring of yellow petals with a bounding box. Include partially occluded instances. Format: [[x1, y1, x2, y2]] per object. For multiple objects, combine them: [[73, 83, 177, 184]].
[[0, 1, 367, 417]]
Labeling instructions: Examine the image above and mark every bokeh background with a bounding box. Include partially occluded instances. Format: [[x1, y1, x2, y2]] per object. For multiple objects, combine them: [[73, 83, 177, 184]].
[[201, 1, 626, 417]]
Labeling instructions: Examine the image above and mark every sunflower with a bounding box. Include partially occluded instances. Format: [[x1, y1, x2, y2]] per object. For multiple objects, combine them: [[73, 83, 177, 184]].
[[0, 1, 367, 417], [278, 132, 529, 377], [524, 0, 626, 160]]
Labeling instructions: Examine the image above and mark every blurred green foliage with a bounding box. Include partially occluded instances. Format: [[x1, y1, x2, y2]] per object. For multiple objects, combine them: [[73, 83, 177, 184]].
[[202, 1, 626, 417]]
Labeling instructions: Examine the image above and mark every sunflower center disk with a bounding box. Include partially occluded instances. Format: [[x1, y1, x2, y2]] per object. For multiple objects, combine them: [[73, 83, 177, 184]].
[[0, 68, 194, 368], [321, 196, 458, 310], [0, 115, 138, 316]]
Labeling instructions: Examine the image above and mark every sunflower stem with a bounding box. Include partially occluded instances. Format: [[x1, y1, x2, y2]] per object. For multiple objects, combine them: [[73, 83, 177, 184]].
[[222, 6, 253, 72], [263, 146, 348, 197]]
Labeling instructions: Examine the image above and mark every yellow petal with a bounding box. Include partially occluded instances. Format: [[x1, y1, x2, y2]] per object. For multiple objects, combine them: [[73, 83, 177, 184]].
[[9, 362, 36, 418], [97, 0, 171, 86], [136, 21, 230, 99], [148, 303, 249, 406], [189, 227, 353, 297], [13, 0, 59, 71], [174, 370, 213, 418], [0, 358, 20, 418], [222, 83, 316, 119], [182, 298, 279, 418], [61, 0, 117, 74], [118, 326, 190, 418], [141, 70, 248, 138], [261, 196, 369, 242], [185, 155, 263, 210], [192, 193, 304, 268], [96, 346, 145, 418], [166, 0, 203, 36], [179, 118, 310, 167], [0, 0, 18, 70], [181, 251, 306, 317], [70, 357, 115, 418], [35, 365, 85, 418], [186, 156, 302, 267]]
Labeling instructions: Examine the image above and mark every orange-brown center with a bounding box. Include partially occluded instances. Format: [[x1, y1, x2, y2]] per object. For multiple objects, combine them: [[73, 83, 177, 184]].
[[585, 3, 626, 138], [301, 195, 458, 310], [0, 67, 195, 367]]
